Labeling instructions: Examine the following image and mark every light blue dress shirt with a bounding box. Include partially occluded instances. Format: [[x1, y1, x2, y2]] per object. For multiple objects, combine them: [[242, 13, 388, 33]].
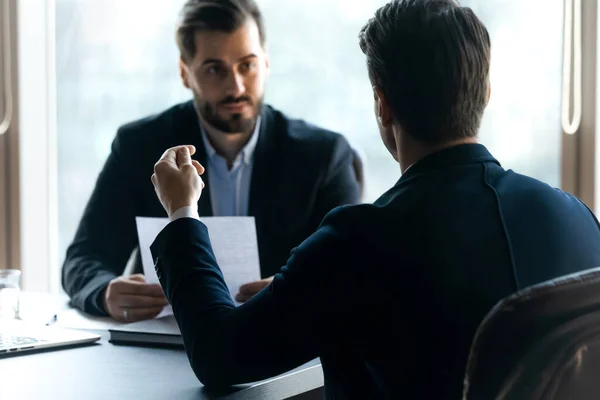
[[199, 118, 261, 216]]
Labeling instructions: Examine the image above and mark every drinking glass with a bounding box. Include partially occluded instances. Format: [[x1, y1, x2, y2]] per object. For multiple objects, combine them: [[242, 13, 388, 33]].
[[0, 269, 21, 320]]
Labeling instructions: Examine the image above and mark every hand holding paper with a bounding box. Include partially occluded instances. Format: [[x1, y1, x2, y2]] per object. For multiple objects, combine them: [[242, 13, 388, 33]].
[[103, 274, 168, 322], [136, 216, 262, 318], [144, 144, 262, 318], [236, 276, 274, 303]]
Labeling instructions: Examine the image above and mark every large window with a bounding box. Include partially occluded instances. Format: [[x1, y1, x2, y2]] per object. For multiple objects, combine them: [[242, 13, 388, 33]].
[[55, 1, 189, 270], [55, 0, 400, 270], [51, 0, 579, 292], [466, 0, 565, 186]]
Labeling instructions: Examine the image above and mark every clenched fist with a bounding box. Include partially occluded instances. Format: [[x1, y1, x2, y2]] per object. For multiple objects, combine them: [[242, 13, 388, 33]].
[[151, 145, 205, 218]]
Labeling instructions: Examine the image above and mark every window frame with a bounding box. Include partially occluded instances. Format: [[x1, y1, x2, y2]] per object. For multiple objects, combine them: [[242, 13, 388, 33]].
[[563, 0, 599, 211], [10, 0, 59, 292], [0, 0, 20, 275]]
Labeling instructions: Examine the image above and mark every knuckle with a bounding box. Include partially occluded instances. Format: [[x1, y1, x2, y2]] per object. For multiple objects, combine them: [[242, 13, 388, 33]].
[[153, 161, 165, 173], [105, 289, 117, 302], [107, 283, 118, 294]]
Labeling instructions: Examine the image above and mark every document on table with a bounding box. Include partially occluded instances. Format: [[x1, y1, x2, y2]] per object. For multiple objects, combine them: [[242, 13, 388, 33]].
[[135, 216, 262, 318]]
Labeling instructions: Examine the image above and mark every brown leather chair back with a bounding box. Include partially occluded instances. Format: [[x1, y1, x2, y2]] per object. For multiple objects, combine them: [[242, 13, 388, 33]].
[[463, 267, 600, 400]]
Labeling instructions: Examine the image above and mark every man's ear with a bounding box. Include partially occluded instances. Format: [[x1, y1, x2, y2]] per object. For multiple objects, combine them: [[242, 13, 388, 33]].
[[179, 58, 191, 89], [486, 80, 492, 105], [262, 52, 270, 80], [265, 53, 270, 75], [374, 86, 393, 127]]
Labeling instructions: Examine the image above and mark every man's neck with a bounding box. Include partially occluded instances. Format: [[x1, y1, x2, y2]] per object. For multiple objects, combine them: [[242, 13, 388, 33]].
[[397, 134, 478, 174], [199, 117, 254, 168]]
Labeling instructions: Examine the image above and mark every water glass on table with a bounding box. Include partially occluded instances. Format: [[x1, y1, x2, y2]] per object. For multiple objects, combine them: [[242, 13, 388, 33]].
[[0, 269, 21, 320]]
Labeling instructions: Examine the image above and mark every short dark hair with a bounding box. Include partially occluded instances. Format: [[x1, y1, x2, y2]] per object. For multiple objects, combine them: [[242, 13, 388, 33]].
[[176, 0, 266, 63], [359, 0, 491, 142]]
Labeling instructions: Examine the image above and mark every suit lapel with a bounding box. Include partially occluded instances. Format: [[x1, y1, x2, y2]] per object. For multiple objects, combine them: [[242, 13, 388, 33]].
[[177, 103, 281, 219], [178, 101, 213, 217], [197, 156, 213, 217], [249, 107, 280, 228]]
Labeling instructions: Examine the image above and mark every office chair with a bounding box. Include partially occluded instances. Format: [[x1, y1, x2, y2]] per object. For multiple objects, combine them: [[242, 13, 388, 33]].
[[463, 266, 600, 400]]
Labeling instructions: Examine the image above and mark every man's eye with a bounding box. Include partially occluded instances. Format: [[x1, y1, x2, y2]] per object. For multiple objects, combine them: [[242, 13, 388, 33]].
[[241, 62, 255, 71], [206, 65, 224, 76]]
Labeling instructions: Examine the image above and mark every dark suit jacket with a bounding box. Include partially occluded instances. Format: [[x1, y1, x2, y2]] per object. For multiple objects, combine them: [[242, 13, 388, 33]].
[[61, 101, 360, 315], [151, 144, 600, 399]]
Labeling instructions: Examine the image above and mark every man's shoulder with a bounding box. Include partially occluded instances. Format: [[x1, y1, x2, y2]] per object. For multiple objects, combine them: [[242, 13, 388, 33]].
[[477, 166, 597, 232], [319, 203, 390, 234], [292, 203, 378, 254], [266, 106, 350, 149], [115, 101, 195, 145], [497, 168, 581, 205]]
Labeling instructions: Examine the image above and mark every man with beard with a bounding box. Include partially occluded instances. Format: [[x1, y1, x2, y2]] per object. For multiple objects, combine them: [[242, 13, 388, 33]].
[[61, 0, 360, 322]]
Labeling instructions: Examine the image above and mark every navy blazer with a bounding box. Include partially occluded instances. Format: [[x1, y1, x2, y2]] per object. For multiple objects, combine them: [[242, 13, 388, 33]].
[[62, 101, 360, 315], [151, 144, 600, 399]]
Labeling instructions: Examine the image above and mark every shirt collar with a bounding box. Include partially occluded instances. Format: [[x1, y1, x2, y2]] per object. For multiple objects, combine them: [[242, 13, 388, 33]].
[[200, 117, 262, 166], [400, 143, 500, 181]]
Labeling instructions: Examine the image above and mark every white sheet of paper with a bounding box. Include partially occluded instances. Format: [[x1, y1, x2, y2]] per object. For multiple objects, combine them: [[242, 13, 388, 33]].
[[135, 216, 261, 318]]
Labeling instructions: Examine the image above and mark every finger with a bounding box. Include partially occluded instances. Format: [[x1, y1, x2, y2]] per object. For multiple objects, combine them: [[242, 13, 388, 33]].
[[177, 146, 193, 168], [115, 281, 166, 297], [128, 274, 146, 283], [235, 292, 252, 303], [154, 145, 196, 176], [191, 160, 205, 175], [238, 279, 271, 295], [155, 145, 193, 172], [119, 294, 169, 309], [157, 147, 179, 166], [159, 145, 192, 159], [126, 306, 165, 322]]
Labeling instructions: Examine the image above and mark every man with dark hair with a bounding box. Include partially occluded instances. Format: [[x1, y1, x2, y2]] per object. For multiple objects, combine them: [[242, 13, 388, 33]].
[[61, 0, 360, 322], [148, 0, 600, 397], [177, 0, 266, 63]]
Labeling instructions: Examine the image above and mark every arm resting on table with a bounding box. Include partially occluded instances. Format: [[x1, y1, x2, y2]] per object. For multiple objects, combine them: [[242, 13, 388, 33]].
[[62, 130, 142, 315]]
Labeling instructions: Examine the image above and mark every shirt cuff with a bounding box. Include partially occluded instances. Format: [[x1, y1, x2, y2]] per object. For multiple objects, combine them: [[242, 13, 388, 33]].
[[169, 205, 200, 222]]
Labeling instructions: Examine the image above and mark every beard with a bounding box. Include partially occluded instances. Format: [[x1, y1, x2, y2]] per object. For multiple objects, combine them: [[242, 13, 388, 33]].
[[193, 91, 264, 135]]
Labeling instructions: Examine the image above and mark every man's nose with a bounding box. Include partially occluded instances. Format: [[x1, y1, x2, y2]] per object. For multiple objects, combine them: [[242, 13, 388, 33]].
[[224, 72, 245, 98]]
